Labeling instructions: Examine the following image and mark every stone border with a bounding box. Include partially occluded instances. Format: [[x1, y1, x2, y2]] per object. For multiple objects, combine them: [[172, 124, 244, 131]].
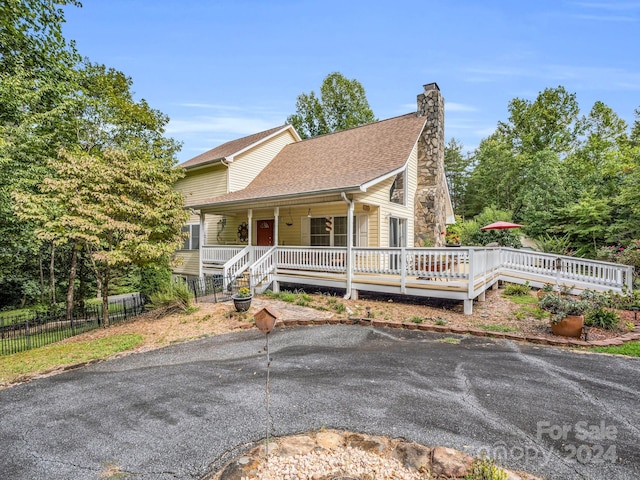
[[272, 317, 640, 348], [207, 429, 543, 480]]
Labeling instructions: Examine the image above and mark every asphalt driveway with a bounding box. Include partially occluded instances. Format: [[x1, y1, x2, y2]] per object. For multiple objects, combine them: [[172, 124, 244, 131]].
[[1, 326, 638, 479]]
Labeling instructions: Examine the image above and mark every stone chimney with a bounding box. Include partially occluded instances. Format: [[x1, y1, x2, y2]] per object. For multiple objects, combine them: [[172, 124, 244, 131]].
[[414, 83, 447, 247]]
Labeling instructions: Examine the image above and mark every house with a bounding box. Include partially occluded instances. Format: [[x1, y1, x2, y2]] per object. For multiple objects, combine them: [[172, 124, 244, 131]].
[[171, 83, 633, 313], [174, 82, 454, 279]]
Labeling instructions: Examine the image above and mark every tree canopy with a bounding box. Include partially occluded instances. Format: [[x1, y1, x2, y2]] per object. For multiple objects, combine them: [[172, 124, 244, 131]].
[[1, 0, 187, 314], [287, 72, 377, 139], [454, 85, 640, 261]]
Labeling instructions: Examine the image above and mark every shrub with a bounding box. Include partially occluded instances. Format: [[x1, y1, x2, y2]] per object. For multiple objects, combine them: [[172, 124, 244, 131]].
[[585, 308, 620, 330], [503, 282, 531, 296], [465, 456, 508, 480], [148, 280, 193, 316], [539, 293, 589, 324], [139, 264, 172, 299]]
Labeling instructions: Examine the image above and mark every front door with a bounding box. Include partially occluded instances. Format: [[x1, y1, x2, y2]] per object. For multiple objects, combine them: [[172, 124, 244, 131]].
[[256, 219, 274, 246]]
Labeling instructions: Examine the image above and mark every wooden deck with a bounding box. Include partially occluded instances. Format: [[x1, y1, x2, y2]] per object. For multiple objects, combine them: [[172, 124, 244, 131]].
[[199, 245, 634, 314]]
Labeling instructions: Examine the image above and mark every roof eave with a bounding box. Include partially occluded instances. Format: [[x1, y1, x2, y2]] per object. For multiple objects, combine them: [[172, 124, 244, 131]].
[[189, 185, 362, 210]]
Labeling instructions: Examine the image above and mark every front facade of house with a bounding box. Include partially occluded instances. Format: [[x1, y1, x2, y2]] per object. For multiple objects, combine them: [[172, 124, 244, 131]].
[[173, 83, 454, 281], [170, 83, 634, 313]]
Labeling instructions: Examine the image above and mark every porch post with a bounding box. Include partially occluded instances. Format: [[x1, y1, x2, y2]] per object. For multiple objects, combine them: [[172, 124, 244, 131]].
[[273, 207, 279, 246], [247, 209, 253, 246], [342, 193, 355, 299], [198, 211, 205, 278]]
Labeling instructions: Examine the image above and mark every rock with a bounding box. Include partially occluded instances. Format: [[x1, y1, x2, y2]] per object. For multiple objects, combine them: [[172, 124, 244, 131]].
[[431, 446, 474, 478], [392, 441, 431, 472], [345, 433, 387, 454], [316, 431, 343, 450], [278, 435, 316, 457]]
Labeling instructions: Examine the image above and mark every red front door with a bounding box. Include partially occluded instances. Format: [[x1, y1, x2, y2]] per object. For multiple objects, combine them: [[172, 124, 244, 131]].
[[256, 219, 274, 246]]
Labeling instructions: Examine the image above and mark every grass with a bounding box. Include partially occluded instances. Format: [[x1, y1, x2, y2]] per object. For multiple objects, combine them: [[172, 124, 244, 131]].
[[505, 294, 538, 305], [0, 333, 144, 384], [590, 341, 640, 357]]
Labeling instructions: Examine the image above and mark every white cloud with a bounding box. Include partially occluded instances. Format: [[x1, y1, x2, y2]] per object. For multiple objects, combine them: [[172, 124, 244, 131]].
[[167, 115, 283, 135], [446, 102, 477, 112]]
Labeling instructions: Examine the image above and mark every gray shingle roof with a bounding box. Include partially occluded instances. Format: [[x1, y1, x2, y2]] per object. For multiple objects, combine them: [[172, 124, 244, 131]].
[[197, 112, 426, 206], [179, 125, 289, 169]]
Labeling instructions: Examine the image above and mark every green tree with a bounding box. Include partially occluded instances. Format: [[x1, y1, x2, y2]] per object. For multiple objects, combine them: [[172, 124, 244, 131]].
[[0, 0, 81, 307], [497, 85, 581, 156], [287, 72, 376, 139], [15, 149, 187, 325], [444, 138, 471, 214]]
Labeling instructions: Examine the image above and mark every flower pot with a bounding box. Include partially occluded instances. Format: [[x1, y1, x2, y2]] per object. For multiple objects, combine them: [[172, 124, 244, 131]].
[[232, 295, 252, 312], [537, 290, 552, 300], [551, 315, 584, 338]]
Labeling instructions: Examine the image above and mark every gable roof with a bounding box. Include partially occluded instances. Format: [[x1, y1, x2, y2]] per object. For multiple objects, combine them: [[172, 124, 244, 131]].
[[179, 125, 292, 170], [193, 113, 427, 207]]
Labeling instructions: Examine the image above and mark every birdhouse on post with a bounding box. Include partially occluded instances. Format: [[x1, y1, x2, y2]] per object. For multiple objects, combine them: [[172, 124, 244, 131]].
[[254, 306, 280, 334]]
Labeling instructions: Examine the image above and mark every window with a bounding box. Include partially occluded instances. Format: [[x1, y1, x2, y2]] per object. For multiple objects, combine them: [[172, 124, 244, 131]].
[[307, 216, 366, 247], [389, 171, 406, 205], [310, 218, 330, 246], [181, 224, 200, 250]]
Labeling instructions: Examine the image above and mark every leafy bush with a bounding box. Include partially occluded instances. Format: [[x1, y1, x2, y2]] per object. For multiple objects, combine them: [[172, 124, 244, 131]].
[[585, 308, 620, 330], [503, 281, 531, 296], [465, 456, 508, 480], [139, 264, 172, 298], [148, 280, 193, 316], [539, 293, 589, 323], [533, 233, 574, 255]]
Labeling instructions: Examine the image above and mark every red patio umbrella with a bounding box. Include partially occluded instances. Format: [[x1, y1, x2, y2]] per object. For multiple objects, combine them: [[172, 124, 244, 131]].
[[481, 221, 523, 230]]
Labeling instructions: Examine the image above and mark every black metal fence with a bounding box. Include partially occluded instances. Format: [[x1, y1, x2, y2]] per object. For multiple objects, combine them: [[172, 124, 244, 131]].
[[188, 275, 231, 303], [0, 295, 146, 356]]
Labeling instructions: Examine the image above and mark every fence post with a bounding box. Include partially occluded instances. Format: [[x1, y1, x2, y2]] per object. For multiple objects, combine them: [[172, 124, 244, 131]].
[[25, 318, 31, 350]]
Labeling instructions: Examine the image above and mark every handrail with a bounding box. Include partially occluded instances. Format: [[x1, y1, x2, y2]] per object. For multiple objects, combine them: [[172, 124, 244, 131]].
[[249, 246, 277, 294], [222, 246, 251, 292]]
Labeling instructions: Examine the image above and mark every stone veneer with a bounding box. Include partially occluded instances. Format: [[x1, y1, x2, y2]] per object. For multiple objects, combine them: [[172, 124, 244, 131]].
[[414, 82, 447, 247]]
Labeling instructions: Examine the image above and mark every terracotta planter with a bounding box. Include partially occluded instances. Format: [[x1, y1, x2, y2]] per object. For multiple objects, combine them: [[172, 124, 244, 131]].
[[551, 315, 584, 338], [537, 290, 552, 300], [232, 295, 252, 312]]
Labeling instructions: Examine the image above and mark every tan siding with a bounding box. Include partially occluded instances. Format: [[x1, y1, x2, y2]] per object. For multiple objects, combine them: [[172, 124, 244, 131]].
[[228, 130, 297, 192], [173, 251, 199, 276], [175, 164, 227, 207], [357, 145, 417, 247]]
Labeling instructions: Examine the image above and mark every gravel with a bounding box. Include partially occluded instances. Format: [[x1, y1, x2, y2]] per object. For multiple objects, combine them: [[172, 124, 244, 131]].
[[249, 446, 423, 480]]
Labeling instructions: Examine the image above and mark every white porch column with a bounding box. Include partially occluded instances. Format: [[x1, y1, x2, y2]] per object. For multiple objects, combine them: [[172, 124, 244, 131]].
[[198, 211, 205, 278], [247, 209, 253, 246], [342, 193, 355, 299], [273, 207, 279, 246]]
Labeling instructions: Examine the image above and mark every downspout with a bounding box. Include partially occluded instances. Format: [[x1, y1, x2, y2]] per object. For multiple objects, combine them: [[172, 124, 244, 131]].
[[341, 192, 354, 299], [198, 211, 205, 278]]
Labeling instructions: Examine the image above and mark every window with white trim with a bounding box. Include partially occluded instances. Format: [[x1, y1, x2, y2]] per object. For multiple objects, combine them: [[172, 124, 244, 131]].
[[306, 216, 367, 247], [181, 224, 200, 250]]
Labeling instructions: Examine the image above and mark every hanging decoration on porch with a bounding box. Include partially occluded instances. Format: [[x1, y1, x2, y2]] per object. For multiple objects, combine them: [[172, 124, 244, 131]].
[[325, 217, 332, 232], [237, 222, 249, 242]]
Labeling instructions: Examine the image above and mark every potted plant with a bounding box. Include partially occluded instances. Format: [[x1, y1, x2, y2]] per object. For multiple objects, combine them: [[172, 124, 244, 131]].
[[539, 293, 589, 337], [232, 287, 253, 312], [537, 283, 555, 299]]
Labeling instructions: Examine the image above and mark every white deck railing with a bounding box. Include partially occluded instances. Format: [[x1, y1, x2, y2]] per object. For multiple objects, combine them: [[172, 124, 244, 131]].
[[500, 248, 633, 292], [202, 245, 634, 308]]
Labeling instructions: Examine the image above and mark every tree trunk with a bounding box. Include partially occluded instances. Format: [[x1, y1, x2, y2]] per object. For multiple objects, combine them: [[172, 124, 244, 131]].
[[66, 240, 78, 322], [39, 250, 45, 304], [49, 243, 56, 306], [101, 268, 110, 328]]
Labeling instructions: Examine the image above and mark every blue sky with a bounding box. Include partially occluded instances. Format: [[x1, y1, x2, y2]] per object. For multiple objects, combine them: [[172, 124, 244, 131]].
[[62, 1, 640, 163]]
